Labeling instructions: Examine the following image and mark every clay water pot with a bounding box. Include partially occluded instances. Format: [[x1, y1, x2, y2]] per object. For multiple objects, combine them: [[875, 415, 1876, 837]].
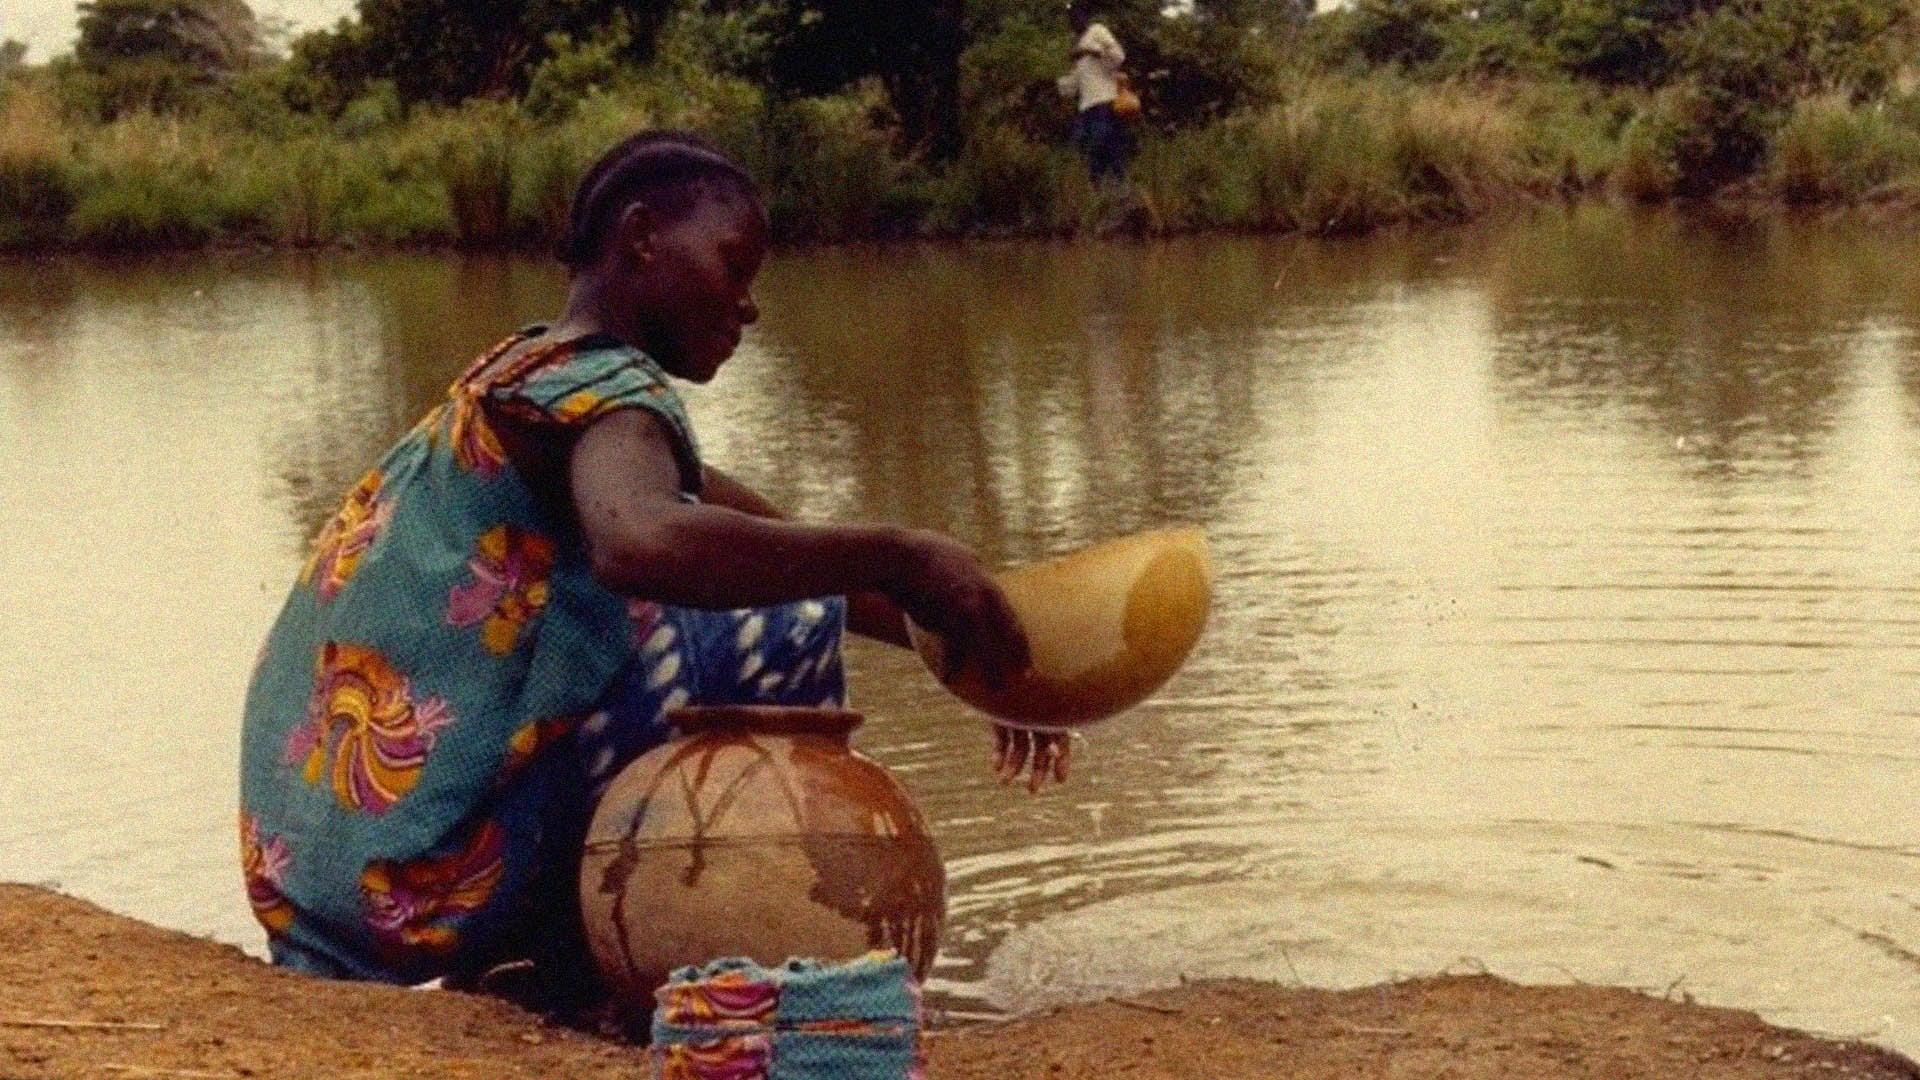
[[909, 527, 1212, 731], [578, 705, 945, 1008]]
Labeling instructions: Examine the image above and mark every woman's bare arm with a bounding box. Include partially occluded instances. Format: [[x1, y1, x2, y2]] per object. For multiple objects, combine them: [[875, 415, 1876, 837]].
[[574, 410, 1013, 670], [697, 464, 914, 648]]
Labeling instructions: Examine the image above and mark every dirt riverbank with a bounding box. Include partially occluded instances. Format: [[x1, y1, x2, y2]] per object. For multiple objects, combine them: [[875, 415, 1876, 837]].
[[1, 884, 1913, 1079]]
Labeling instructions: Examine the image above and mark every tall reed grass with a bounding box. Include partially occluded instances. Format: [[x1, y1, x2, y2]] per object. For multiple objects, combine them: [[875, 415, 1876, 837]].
[[67, 112, 251, 248], [0, 84, 78, 248], [1766, 94, 1920, 203], [7, 67, 1920, 253], [1131, 77, 1582, 236]]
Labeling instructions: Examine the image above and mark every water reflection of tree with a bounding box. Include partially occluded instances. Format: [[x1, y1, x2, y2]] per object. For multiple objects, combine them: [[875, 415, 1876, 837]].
[[1475, 208, 1878, 476], [713, 239, 1417, 1007], [1901, 349, 1920, 429], [264, 254, 561, 541], [0, 258, 79, 367], [719, 239, 1356, 562]]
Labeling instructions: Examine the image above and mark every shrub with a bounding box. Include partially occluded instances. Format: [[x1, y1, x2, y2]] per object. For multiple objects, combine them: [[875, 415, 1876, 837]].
[[1507, 79, 1626, 193], [0, 86, 79, 248], [1608, 76, 1801, 201], [1326, 0, 1476, 70], [67, 112, 238, 248], [753, 86, 906, 242], [1613, 109, 1676, 201], [1132, 122, 1262, 230], [247, 136, 353, 244], [1768, 94, 1920, 203], [926, 124, 1085, 234], [397, 100, 524, 245], [63, 56, 209, 120], [335, 80, 403, 138], [1249, 80, 1408, 233], [333, 167, 451, 244], [958, 14, 1069, 145], [1397, 89, 1534, 217], [67, 174, 219, 247], [524, 18, 634, 124]]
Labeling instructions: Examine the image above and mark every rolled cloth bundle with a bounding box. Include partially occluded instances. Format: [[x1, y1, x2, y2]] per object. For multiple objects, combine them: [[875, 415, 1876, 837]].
[[650, 951, 924, 1080]]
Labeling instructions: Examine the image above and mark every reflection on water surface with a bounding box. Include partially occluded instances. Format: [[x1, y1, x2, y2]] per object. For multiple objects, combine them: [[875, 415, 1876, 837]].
[[1, 206, 1915, 1052]]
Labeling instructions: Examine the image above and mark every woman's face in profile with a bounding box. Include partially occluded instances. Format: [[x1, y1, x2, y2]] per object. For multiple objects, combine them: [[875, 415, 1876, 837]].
[[630, 193, 768, 384]]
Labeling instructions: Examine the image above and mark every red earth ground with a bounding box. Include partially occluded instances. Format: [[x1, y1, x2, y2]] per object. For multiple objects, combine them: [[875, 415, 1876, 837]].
[[2, 884, 1914, 1080]]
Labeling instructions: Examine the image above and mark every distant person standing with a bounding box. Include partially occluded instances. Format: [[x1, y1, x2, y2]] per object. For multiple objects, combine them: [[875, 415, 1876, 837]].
[[1057, 1, 1131, 184]]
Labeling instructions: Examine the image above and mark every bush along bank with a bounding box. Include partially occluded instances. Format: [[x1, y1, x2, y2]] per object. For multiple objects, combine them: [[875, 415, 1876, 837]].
[[8, 0, 1920, 253]]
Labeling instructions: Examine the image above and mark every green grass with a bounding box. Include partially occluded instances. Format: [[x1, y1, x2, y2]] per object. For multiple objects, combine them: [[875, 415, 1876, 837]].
[[66, 113, 240, 249], [4, 64, 1920, 253], [1766, 94, 1920, 203], [0, 83, 79, 248]]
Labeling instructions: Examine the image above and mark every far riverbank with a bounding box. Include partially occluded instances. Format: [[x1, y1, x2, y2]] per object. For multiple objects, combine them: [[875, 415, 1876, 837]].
[[10, 72, 1920, 257]]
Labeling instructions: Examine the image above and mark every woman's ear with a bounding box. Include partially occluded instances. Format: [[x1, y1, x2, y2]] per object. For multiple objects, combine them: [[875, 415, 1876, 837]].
[[614, 201, 657, 266]]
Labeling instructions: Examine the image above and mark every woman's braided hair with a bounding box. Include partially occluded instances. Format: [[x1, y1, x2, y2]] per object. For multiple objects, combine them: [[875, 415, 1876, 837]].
[[556, 130, 761, 269]]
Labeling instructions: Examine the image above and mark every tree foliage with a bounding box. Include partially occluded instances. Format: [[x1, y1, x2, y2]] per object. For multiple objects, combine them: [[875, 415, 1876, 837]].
[[289, 0, 675, 106], [1083, 0, 1286, 126], [44, 0, 1920, 203], [956, 0, 1293, 141], [270, 0, 1297, 156], [66, 0, 264, 117], [76, 0, 262, 74], [1329, 0, 1911, 92], [758, 0, 965, 159], [1319, 0, 1912, 185]]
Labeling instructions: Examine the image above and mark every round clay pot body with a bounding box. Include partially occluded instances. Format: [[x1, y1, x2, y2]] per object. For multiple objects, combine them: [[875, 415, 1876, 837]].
[[578, 705, 946, 1007]]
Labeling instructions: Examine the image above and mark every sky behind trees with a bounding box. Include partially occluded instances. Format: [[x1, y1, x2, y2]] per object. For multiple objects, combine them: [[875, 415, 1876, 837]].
[[0, 0, 352, 60]]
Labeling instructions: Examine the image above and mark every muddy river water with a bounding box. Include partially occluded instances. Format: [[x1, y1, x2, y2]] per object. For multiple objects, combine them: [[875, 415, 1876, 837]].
[[2, 206, 1915, 1052]]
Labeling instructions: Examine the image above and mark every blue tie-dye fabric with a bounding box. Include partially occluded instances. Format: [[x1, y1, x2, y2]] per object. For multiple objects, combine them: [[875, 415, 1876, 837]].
[[652, 954, 924, 1080], [238, 329, 846, 985]]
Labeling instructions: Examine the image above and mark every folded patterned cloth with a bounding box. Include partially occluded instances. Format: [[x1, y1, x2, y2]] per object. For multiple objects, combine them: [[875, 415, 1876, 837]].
[[651, 952, 924, 1080]]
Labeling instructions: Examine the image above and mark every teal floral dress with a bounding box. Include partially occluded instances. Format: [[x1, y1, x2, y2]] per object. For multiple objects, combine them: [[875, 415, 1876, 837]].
[[240, 331, 846, 984]]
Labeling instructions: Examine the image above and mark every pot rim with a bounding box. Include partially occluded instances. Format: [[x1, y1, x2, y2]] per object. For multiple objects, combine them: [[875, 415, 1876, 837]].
[[667, 704, 865, 740]]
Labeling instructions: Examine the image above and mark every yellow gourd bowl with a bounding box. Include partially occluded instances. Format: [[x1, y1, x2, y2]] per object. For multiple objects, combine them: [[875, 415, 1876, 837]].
[[907, 528, 1212, 731]]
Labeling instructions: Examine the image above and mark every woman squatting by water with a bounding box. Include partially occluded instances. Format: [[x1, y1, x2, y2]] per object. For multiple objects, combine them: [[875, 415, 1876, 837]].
[[238, 130, 1064, 1003]]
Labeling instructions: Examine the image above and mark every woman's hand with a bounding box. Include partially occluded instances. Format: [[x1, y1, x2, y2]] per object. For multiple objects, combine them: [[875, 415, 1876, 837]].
[[993, 724, 1072, 793], [888, 530, 1032, 690]]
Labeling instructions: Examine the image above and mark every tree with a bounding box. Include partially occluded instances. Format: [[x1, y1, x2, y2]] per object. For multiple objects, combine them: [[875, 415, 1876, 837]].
[[1474, 0, 1909, 88], [0, 39, 27, 76], [67, 0, 264, 117], [309, 0, 674, 105], [1329, 0, 1911, 186], [75, 0, 263, 74], [760, 0, 966, 160], [746, 0, 1278, 155]]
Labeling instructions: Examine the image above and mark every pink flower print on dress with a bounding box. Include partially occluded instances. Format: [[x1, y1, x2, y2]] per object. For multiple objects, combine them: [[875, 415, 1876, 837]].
[[628, 599, 665, 649], [285, 643, 454, 815], [447, 525, 557, 656], [300, 469, 394, 601], [655, 1034, 773, 1080], [239, 813, 294, 935], [360, 820, 505, 957], [658, 970, 780, 1027]]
